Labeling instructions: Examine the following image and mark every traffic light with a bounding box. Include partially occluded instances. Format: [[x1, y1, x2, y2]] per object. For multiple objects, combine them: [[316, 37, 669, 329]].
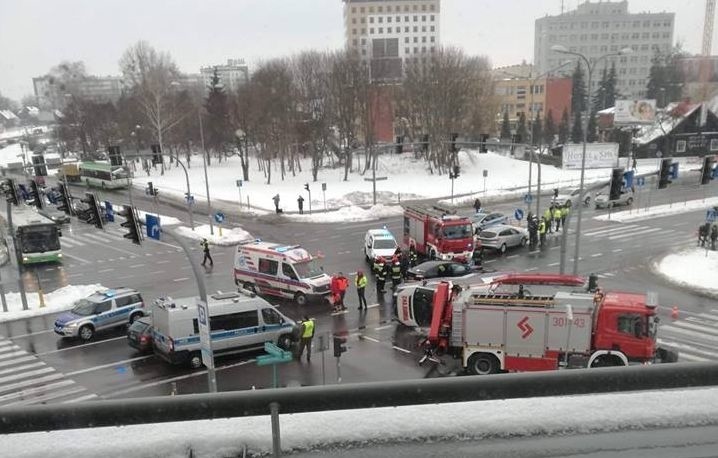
[[31, 154, 47, 177], [449, 133, 459, 153], [333, 334, 347, 357], [395, 136, 404, 154], [304, 183, 310, 192], [81, 192, 103, 229], [151, 144, 162, 165], [29, 180, 43, 209], [480, 133, 489, 153], [56, 183, 72, 215], [449, 164, 460, 179], [3, 178, 19, 206], [553, 188, 559, 199], [118, 205, 142, 245], [108, 145, 122, 167], [658, 158, 672, 189], [421, 134, 429, 153], [700, 156, 716, 185], [609, 167, 624, 201]]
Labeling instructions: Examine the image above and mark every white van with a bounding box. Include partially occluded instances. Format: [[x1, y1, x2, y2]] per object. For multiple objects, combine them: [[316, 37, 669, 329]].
[[152, 291, 297, 368], [233, 240, 331, 305]]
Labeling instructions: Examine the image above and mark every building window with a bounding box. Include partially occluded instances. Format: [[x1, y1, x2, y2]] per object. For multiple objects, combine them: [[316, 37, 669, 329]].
[[404, 5, 409, 12], [643, 20, 650, 27], [352, 18, 356, 24], [386, 5, 391, 12], [361, 17, 365, 23], [430, 46, 435, 53], [422, 15, 426, 22], [352, 39, 358, 45], [360, 7, 364, 13], [378, 27, 383, 33], [378, 17, 383, 23], [430, 36, 435, 43], [610, 45, 618, 51], [664, 21, 672, 27], [405, 15, 409, 21], [602, 21, 609, 28], [431, 15, 435, 21], [369, 6, 374, 13], [369, 17, 374, 23], [430, 4, 435, 11], [430, 26, 435, 32], [414, 26, 418, 32], [405, 47, 410, 54], [421, 46, 426, 52], [352, 28, 357, 35], [361, 38, 366, 45], [405, 26, 409, 32], [351, 7, 356, 13], [414, 15, 418, 21], [414, 47, 418, 53], [377, 6, 382, 12], [362, 48, 366, 55], [662, 32, 670, 38], [422, 36, 426, 43], [387, 16, 392, 23], [405, 37, 409, 43], [362, 28, 366, 34], [413, 36, 418, 43], [422, 26, 426, 32], [370, 28, 374, 34], [676, 140, 687, 153], [422, 4, 427, 11], [591, 22, 598, 29], [396, 16, 400, 22], [632, 32, 639, 39], [413, 4, 417, 11]]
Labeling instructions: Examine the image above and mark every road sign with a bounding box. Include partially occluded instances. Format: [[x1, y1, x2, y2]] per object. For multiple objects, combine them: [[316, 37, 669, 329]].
[[214, 211, 225, 224], [257, 342, 293, 365], [236, 179, 242, 188], [707, 209, 717, 223], [322, 182, 327, 191], [145, 214, 161, 240], [523, 193, 533, 204], [104, 201, 114, 223], [196, 300, 214, 369], [636, 176, 646, 187], [185, 194, 194, 205], [514, 208, 524, 221], [656, 151, 663, 158], [482, 169, 488, 178]]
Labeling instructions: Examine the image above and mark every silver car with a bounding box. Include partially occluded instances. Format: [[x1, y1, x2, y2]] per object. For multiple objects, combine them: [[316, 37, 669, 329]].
[[478, 224, 529, 254], [553, 187, 593, 207], [594, 191, 634, 209]]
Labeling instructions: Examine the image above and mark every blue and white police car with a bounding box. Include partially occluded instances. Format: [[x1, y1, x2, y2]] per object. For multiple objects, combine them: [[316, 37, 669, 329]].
[[54, 288, 146, 341], [364, 228, 399, 262]]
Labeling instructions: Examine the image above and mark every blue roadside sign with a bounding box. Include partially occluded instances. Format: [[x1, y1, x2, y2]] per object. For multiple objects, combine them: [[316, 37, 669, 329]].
[[514, 208, 524, 221], [257, 342, 293, 366], [146, 214, 161, 240], [636, 176, 646, 187], [104, 201, 114, 223], [214, 211, 225, 224], [707, 210, 717, 223], [523, 193, 533, 204]]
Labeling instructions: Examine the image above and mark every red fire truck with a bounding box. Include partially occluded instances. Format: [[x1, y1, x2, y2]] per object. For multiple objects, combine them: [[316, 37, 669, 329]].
[[403, 205, 474, 261], [395, 273, 677, 375]]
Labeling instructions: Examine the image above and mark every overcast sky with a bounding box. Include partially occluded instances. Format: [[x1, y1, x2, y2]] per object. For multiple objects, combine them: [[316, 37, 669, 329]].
[[0, 0, 708, 101]]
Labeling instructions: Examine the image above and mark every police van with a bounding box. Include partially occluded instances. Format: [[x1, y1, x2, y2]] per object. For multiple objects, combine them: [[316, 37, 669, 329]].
[[152, 290, 297, 368], [364, 228, 398, 262], [233, 240, 331, 305]]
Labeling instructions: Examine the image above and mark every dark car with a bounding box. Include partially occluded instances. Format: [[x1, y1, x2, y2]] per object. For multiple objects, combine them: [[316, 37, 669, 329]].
[[406, 260, 479, 281], [39, 207, 71, 224], [127, 316, 153, 353]]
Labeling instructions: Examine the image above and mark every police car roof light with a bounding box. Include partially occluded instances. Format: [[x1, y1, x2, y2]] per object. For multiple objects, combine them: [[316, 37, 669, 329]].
[[103, 290, 116, 297]]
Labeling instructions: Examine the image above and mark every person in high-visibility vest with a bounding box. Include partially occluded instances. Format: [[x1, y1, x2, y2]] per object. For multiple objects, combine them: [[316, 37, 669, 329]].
[[297, 315, 315, 362], [390, 256, 402, 288], [560, 204, 569, 230], [538, 217, 547, 248], [553, 206, 563, 231], [355, 270, 368, 310], [543, 206, 553, 233]]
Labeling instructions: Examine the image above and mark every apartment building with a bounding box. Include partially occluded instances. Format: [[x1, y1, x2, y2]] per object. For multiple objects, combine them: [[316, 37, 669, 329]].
[[200, 59, 249, 93], [342, 0, 441, 80], [33, 75, 124, 108], [534, 1, 674, 99]]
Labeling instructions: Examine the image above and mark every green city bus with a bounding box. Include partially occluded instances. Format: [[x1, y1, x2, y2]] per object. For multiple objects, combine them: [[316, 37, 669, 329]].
[[0, 206, 62, 264], [79, 161, 130, 189]]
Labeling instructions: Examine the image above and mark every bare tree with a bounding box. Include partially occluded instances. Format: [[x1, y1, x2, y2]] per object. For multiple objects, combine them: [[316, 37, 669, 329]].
[[119, 41, 183, 175]]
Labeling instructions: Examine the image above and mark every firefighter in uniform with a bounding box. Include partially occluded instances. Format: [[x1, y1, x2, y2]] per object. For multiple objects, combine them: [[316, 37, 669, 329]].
[[376, 257, 387, 293], [391, 256, 403, 288], [373, 255, 385, 276], [408, 243, 418, 267]]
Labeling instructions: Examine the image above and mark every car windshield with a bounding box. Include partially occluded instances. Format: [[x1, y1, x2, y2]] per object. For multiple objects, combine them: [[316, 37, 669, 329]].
[[18, 225, 60, 253], [373, 239, 397, 250], [71, 298, 98, 316], [442, 224, 472, 239], [293, 259, 324, 279], [479, 230, 497, 238], [112, 167, 129, 179]]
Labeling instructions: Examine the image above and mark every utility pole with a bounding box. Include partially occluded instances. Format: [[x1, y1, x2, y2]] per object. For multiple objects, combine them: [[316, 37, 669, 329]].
[[363, 145, 387, 205], [199, 111, 214, 235]]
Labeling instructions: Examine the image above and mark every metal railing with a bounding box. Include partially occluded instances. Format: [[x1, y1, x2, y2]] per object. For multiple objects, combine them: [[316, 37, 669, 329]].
[[1, 362, 716, 434]]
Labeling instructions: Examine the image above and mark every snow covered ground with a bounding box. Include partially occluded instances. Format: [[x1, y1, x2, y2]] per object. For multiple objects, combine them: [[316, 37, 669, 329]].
[[1, 386, 716, 457], [173, 224, 253, 246], [283, 203, 403, 223], [594, 196, 718, 223], [654, 248, 718, 297], [0, 284, 104, 323]]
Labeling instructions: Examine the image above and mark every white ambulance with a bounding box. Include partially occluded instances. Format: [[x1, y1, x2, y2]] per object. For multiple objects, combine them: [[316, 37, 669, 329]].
[[233, 240, 331, 305]]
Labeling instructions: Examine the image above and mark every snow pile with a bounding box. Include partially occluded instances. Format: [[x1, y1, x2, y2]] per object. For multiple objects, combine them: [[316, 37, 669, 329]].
[[0, 142, 25, 167], [0, 284, 104, 323], [174, 224, 253, 246], [2, 386, 717, 457], [284, 204, 403, 223], [594, 196, 718, 223], [654, 248, 718, 297]]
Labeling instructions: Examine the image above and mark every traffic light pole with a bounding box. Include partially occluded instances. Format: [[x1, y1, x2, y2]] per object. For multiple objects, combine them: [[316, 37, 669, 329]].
[[6, 204, 28, 310]]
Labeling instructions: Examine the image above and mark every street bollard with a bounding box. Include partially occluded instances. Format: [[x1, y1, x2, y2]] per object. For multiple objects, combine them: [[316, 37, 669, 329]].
[[270, 402, 281, 458], [170, 382, 177, 396], [38, 289, 45, 308]]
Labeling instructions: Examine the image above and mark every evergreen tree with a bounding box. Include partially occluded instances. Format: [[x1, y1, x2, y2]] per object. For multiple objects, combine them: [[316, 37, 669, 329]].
[[592, 66, 608, 111], [532, 112, 542, 146], [646, 52, 665, 106], [571, 109, 583, 143], [204, 67, 231, 160], [604, 62, 617, 107], [500, 110, 511, 139], [516, 111, 528, 143], [586, 111, 598, 143], [571, 61, 586, 114], [558, 108, 570, 144], [544, 109, 556, 146]]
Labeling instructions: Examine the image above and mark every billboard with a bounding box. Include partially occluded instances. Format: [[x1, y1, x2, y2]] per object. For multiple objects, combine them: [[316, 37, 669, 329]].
[[614, 99, 657, 124], [562, 143, 619, 169]]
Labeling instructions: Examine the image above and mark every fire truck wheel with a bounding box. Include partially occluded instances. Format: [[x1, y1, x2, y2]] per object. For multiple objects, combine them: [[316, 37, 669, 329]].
[[294, 292, 308, 306], [466, 352, 500, 375]]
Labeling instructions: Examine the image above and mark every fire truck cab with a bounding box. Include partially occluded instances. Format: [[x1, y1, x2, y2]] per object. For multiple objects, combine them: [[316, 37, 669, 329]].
[[403, 205, 474, 262]]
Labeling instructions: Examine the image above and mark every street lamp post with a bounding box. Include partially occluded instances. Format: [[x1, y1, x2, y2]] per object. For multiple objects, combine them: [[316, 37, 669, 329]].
[[551, 45, 632, 275]]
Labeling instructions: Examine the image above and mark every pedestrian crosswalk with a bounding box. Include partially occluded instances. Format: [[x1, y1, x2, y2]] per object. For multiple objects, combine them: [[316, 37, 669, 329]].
[[60, 226, 129, 249], [658, 309, 718, 363], [583, 222, 697, 249], [0, 337, 96, 406]]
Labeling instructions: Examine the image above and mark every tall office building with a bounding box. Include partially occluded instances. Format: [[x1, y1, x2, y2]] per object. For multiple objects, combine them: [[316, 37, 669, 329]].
[[200, 59, 249, 93], [534, 1, 674, 100], [342, 0, 441, 81]]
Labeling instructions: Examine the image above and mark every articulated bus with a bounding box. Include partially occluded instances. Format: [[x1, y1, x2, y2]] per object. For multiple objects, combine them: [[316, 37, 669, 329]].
[[78, 161, 130, 189], [0, 206, 62, 264]]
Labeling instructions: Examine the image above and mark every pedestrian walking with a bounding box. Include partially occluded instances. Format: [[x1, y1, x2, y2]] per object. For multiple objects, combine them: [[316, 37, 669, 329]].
[[553, 205, 562, 232], [355, 270, 368, 310], [711, 224, 718, 250], [297, 195, 304, 214], [699, 223, 710, 247], [200, 238, 213, 267], [272, 194, 281, 214], [473, 198, 482, 213], [544, 206, 553, 233], [296, 315, 315, 362]]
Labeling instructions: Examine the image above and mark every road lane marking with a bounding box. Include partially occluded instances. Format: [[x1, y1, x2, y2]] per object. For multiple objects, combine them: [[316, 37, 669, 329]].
[[367, 303, 380, 308], [0, 355, 36, 369], [149, 239, 181, 250], [0, 373, 65, 395], [506, 254, 519, 259], [583, 224, 641, 237], [129, 264, 146, 268], [608, 227, 663, 240], [306, 238, 319, 242], [173, 277, 190, 282], [0, 345, 20, 354], [0, 351, 26, 361], [0, 361, 45, 377], [612, 248, 623, 252], [524, 267, 538, 271], [590, 253, 603, 257], [392, 346, 412, 354], [0, 366, 55, 385], [6, 386, 88, 407], [157, 260, 171, 264], [0, 379, 75, 403], [374, 325, 393, 331], [360, 335, 381, 343], [68, 273, 84, 278], [62, 393, 99, 403], [98, 268, 114, 273], [547, 262, 559, 267], [5, 329, 54, 339], [65, 355, 154, 376], [331, 310, 348, 316], [61, 252, 91, 264]]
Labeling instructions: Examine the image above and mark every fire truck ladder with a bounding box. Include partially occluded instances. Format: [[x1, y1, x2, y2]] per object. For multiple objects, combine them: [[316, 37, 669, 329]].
[[467, 293, 555, 308]]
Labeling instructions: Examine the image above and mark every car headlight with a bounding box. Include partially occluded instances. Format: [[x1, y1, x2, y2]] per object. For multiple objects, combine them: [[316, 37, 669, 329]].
[[65, 322, 79, 328]]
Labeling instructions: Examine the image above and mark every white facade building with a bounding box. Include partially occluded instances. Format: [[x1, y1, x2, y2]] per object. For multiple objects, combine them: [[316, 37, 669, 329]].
[[200, 59, 249, 92], [342, 0, 441, 80], [534, 1, 674, 99]]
